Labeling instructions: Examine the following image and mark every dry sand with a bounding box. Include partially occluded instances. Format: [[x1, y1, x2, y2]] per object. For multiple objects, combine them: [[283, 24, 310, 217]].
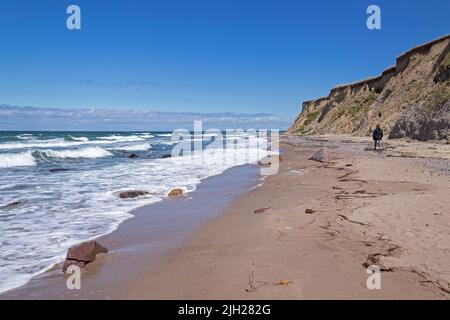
[[119, 135, 450, 299]]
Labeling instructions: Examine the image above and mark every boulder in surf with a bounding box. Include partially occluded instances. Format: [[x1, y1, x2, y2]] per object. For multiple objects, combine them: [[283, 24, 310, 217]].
[[168, 188, 184, 197], [118, 190, 149, 199], [63, 241, 108, 273]]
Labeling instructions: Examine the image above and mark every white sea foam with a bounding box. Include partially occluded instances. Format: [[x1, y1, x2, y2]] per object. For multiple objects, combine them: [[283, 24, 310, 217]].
[[156, 133, 172, 137], [0, 139, 92, 150], [0, 151, 36, 168], [202, 133, 220, 137], [98, 135, 144, 142], [39, 147, 113, 159], [68, 135, 89, 142], [0, 137, 135, 150], [139, 133, 154, 138], [17, 134, 35, 140], [112, 143, 151, 151], [0, 134, 270, 294]]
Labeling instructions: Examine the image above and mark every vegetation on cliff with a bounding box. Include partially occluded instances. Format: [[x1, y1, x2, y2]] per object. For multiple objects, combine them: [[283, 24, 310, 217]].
[[290, 35, 450, 141]]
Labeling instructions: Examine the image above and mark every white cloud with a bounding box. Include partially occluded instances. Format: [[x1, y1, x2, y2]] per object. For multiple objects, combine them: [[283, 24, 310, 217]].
[[0, 104, 291, 131]]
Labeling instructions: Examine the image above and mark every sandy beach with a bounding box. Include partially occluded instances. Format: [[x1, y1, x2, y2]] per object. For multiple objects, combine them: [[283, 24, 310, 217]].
[[2, 2, 449, 305], [117, 136, 450, 299], [3, 135, 449, 300]]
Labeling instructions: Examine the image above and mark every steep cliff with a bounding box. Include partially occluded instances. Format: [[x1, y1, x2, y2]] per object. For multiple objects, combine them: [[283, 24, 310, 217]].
[[289, 35, 450, 141]]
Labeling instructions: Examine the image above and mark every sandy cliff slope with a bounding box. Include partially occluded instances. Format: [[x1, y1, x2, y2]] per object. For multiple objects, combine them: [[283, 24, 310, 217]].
[[289, 35, 450, 141]]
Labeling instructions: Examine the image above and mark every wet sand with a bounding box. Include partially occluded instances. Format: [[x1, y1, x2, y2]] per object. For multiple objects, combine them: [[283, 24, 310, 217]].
[[2, 165, 262, 299], [3, 135, 450, 299]]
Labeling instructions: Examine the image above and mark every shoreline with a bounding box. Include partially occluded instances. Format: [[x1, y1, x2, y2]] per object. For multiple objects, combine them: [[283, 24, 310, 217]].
[[119, 136, 450, 299], [2, 135, 450, 299], [1, 164, 262, 299]]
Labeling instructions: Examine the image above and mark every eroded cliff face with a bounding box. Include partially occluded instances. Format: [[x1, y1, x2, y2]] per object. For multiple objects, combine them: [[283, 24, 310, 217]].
[[289, 35, 450, 141]]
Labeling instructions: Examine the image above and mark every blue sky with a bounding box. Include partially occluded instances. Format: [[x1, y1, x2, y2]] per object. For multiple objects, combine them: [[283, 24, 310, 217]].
[[0, 0, 449, 130]]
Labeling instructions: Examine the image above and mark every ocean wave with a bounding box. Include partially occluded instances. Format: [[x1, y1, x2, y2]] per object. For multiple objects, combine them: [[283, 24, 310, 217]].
[[0, 134, 270, 293], [0, 139, 84, 150], [0, 137, 128, 150], [97, 135, 144, 142], [139, 133, 154, 139], [37, 147, 113, 159], [202, 133, 220, 137], [155, 133, 172, 137], [111, 143, 151, 151], [67, 135, 89, 142], [17, 134, 35, 140], [158, 141, 177, 145], [0, 151, 36, 168]]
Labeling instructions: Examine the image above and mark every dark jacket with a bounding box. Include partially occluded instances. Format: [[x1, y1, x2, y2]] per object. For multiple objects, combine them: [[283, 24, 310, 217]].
[[373, 128, 383, 141]]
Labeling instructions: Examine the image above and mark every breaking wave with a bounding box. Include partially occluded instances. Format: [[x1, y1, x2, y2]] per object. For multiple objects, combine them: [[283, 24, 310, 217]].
[[97, 135, 144, 142], [67, 135, 89, 142], [37, 147, 113, 159], [111, 143, 151, 151], [0, 151, 36, 168]]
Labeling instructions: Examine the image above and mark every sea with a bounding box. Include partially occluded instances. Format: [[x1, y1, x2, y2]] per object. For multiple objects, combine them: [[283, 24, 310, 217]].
[[0, 131, 269, 293]]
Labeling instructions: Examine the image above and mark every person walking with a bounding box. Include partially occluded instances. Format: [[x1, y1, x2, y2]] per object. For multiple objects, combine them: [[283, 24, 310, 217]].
[[372, 124, 384, 150]]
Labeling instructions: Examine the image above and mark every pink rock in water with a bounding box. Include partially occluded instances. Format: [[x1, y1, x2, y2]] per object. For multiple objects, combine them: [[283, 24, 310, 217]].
[[309, 148, 329, 163], [63, 241, 108, 273]]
